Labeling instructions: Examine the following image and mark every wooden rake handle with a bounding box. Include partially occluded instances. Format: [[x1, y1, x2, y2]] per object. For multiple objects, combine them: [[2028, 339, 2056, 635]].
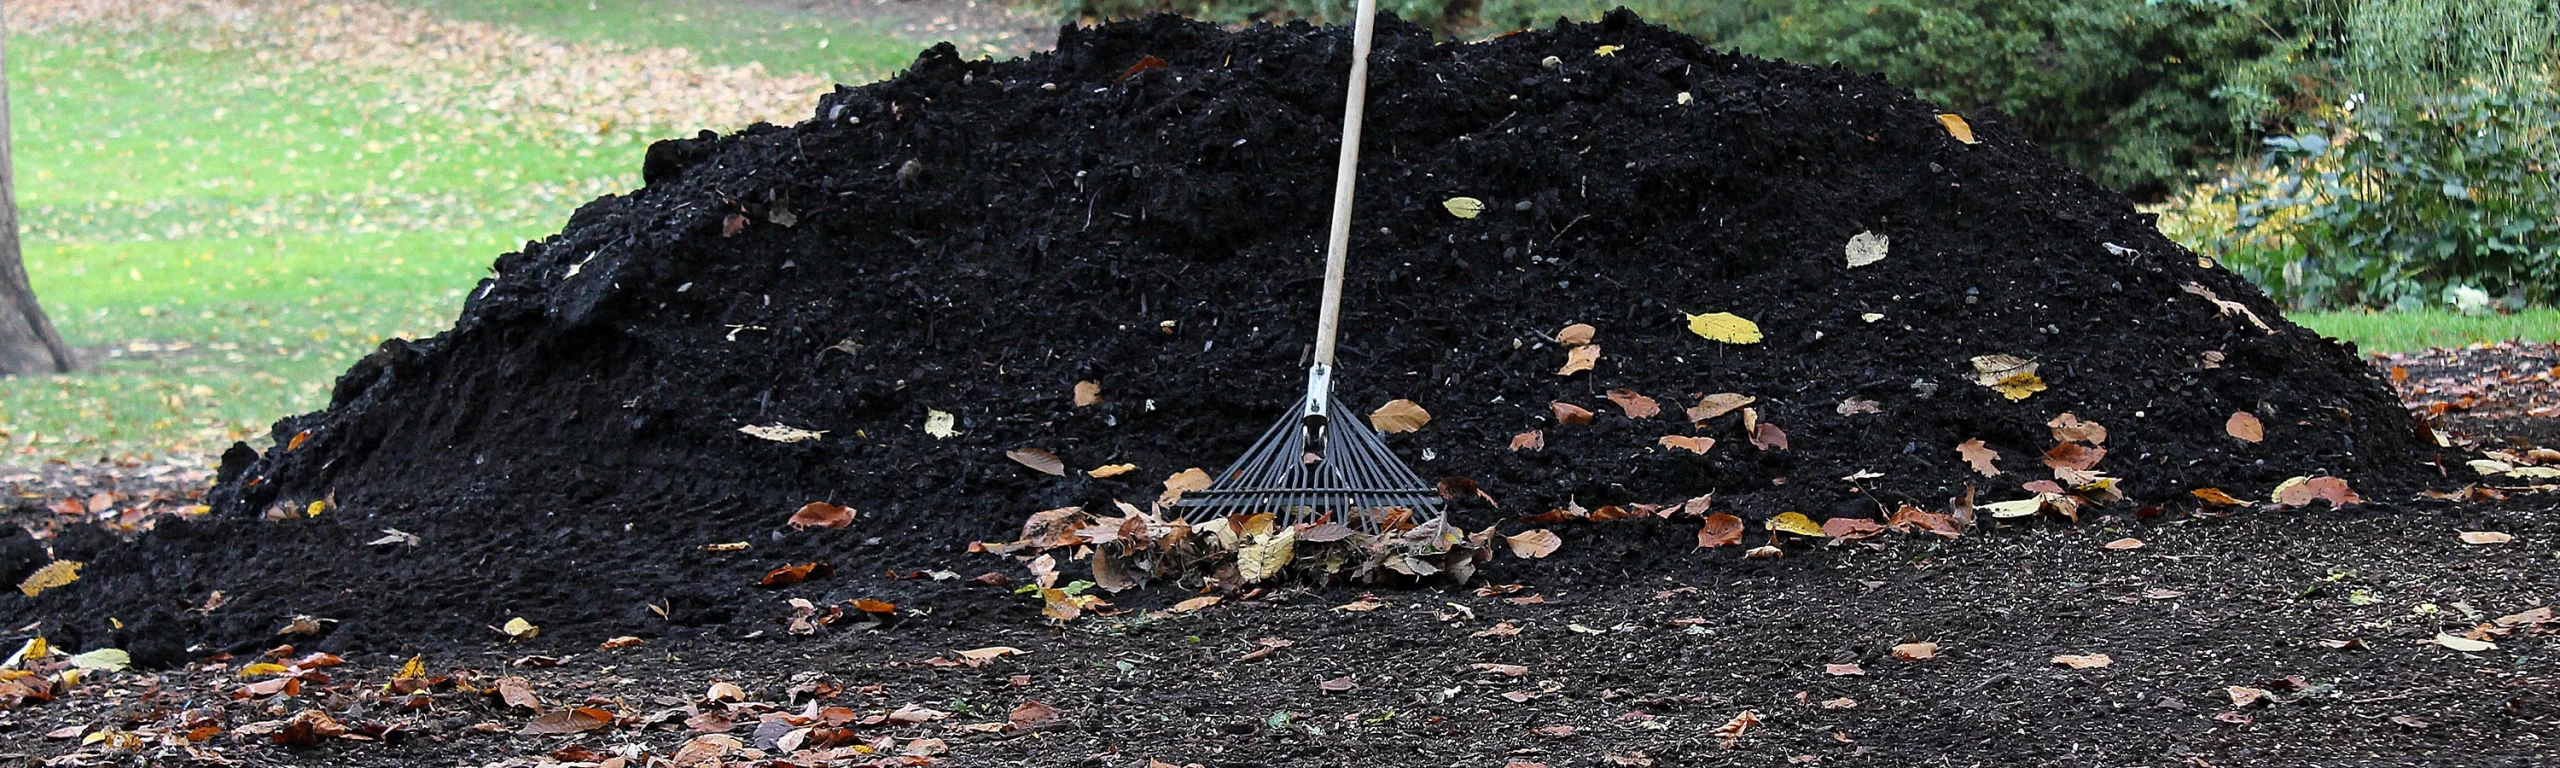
[[1309, 0, 1377, 371]]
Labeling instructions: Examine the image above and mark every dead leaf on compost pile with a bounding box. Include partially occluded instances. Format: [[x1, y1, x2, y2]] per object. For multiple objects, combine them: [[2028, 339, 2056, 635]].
[[287, 430, 312, 451], [519, 707, 613, 736], [1556, 323, 1596, 346], [2459, 531, 2514, 545], [1822, 518, 1885, 541], [2191, 487, 2249, 506], [1551, 401, 1595, 425], [2227, 686, 2268, 708], [1970, 355, 2044, 400], [1886, 505, 1962, 538], [1956, 439, 2002, 477], [924, 409, 958, 438], [1021, 507, 1086, 548], [1711, 710, 1762, 746], [1660, 435, 1714, 454], [500, 617, 540, 641], [1606, 389, 1661, 418], [1237, 530, 1298, 583], [1892, 642, 1939, 661], [1825, 663, 1865, 676], [1505, 529, 1563, 558], [1845, 231, 1890, 268], [1010, 700, 1063, 728], [1559, 345, 1600, 376], [1169, 596, 1221, 613], [759, 563, 833, 587], [1835, 397, 1881, 416], [1767, 512, 1823, 537], [1936, 113, 1977, 144], [2047, 413, 2108, 445], [1510, 430, 1546, 451], [1698, 514, 1744, 548], [2044, 443, 2107, 472], [2433, 633, 2495, 652], [1007, 448, 1067, 476], [1073, 381, 1103, 407], [1443, 197, 1487, 219], [2226, 411, 2264, 443], [1688, 393, 1755, 423], [1319, 676, 1357, 693], [1821, 697, 1860, 710], [853, 599, 896, 614], [1087, 463, 1138, 478], [2051, 653, 2113, 669], [1750, 423, 1789, 451], [788, 502, 854, 530], [17, 561, 81, 597], [2272, 476, 2360, 508], [2103, 537, 2145, 551], [1370, 400, 1432, 432], [739, 423, 825, 442], [495, 677, 540, 711], [1159, 468, 1213, 506], [1686, 312, 1762, 344]]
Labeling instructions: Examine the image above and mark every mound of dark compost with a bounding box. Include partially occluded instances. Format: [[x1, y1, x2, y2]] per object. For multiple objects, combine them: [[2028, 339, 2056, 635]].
[[8, 11, 2433, 658]]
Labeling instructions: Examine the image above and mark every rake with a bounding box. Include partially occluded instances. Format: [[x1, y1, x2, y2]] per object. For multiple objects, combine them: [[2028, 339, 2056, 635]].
[[1173, 0, 1443, 531]]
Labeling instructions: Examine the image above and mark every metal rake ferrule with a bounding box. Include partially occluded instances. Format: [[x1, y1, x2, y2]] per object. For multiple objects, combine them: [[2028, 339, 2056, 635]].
[[1174, 387, 1443, 532]]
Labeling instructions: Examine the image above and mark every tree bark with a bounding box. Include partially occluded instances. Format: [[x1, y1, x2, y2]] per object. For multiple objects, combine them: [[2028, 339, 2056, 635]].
[[0, 11, 76, 376]]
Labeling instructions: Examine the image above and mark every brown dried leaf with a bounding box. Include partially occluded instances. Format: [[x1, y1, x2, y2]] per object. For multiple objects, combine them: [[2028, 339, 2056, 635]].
[[1510, 430, 1546, 451], [1504, 529, 1564, 559], [519, 707, 613, 736], [1073, 380, 1103, 407], [2051, 653, 2113, 669], [1606, 388, 1661, 418], [2272, 476, 2360, 508], [1009, 700, 1062, 728], [2043, 443, 2106, 472], [1551, 401, 1595, 425], [1891, 642, 1939, 661], [1007, 448, 1067, 477], [2103, 537, 2145, 551], [495, 677, 540, 711], [787, 502, 854, 530], [1659, 435, 1714, 454], [1687, 393, 1755, 424], [1957, 439, 2001, 477], [2047, 413, 2108, 445], [1086, 463, 1138, 478], [1821, 517, 1885, 541], [1559, 345, 1600, 376], [1555, 323, 1596, 347], [1369, 400, 1432, 433], [2226, 411, 2264, 443], [1159, 468, 1213, 506], [1749, 423, 1789, 451], [2191, 487, 2249, 506], [1696, 513, 1744, 548], [758, 562, 833, 587]]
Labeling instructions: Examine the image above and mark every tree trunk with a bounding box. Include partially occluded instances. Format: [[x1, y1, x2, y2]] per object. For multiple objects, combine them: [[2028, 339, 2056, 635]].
[[0, 12, 76, 376]]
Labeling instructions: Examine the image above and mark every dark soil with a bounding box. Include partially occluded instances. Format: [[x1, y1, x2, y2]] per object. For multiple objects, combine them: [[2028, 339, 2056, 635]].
[[4, 11, 2439, 658]]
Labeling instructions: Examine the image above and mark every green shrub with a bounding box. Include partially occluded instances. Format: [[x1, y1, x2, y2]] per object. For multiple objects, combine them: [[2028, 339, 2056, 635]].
[[2206, 80, 2560, 310]]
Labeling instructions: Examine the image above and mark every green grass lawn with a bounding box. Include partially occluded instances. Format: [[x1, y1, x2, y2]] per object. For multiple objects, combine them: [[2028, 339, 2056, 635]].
[[387, 0, 918, 81], [2289, 308, 2560, 354]]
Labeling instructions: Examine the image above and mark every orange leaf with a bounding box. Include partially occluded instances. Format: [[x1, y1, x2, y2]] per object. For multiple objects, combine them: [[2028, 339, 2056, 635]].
[[1509, 430, 1545, 451], [1891, 642, 1939, 661], [2190, 487, 2248, 506], [1605, 389, 1661, 418], [1658, 435, 1714, 454], [852, 598, 896, 614], [759, 562, 833, 587], [1115, 56, 1168, 83], [2051, 653, 2112, 669], [1696, 513, 1743, 548], [1957, 438, 2001, 477], [788, 502, 855, 530], [2225, 411, 2264, 443], [1555, 323, 1596, 346], [2273, 476, 2360, 508], [1821, 517, 1885, 541], [1369, 400, 1432, 433], [2043, 443, 2106, 472], [287, 430, 312, 452], [1550, 401, 1594, 425], [2047, 413, 2108, 445], [1885, 504, 1962, 538]]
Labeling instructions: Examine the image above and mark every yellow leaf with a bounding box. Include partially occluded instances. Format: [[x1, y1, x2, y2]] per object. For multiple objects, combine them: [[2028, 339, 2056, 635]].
[[1593, 45, 1622, 56], [1369, 399, 1432, 433], [1442, 197, 1486, 219], [923, 409, 958, 439], [1685, 312, 1762, 344], [1236, 529, 1298, 583], [304, 500, 329, 517], [1845, 231, 1889, 268], [395, 655, 426, 680], [238, 662, 291, 677], [2190, 487, 2249, 506], [502, 617, 540, 641], [69, 649, 130, 672], [1504, 529, 1563, 558], [1765, 512, 1823, 537], [1991, 371, 2046, 400], [17, 560, 81, 597], [8, 637, 50, 666], [1937, 113, 1977, 144], [1086, 463, 1138, 478]]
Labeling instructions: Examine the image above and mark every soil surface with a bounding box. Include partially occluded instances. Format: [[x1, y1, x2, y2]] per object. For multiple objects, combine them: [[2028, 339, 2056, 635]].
[[5, 12, 2445, 663]]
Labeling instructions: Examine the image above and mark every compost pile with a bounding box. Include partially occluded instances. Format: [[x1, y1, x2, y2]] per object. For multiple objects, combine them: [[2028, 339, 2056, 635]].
[[5, 11, 2432, 658]]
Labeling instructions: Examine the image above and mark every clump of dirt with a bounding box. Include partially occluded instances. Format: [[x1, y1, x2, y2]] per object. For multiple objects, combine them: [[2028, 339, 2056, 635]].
[[7, 11, 2434, 657]]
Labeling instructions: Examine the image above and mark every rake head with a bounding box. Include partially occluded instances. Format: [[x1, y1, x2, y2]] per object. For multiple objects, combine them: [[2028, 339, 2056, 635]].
[[1174, 386, 1444, 532]]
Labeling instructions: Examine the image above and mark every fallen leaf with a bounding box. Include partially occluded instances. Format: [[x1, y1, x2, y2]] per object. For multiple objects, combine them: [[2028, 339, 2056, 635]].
[[501, 617, 540, 641], [1824, 663, 1865, 676], [1743, 545, 1783, 560], [2227, 686, 2268, 708], [1606, 389, 1661, 418], [1087, 463, 1139, 478], [1659, 435, 1715, 454], [1006, 448, 1067, 476], [2459, 531, 2513, 545], [1159, 468, 1213, 506], [1510, 430, 1546, 451], [2104, 537, 2145, 551], [600, 636, 644, 650], [2493, 607, 2552, 627], [1970, 355, 2043, 400], [1010, 700, 1062, 728], [1169, 596, 1221, 613], [67, 648, 129, 672], [1845, 230, 1890, 268], [2047, 413, 2108, 445], [17, 560, 82, 597], [1073, 380, 1103, 407], [1762, 512, 1822, 537], [1936, 113, 1977, 144], [1749, 423, 1789, 451], [1369, 400, 1432, 433], [738, 423, 824, 442], [366, 528, 421, 546], [1835, 397, 1881, 416], [1886, 505, 1963, 538], [1236, 530, 1298, 583], [2272, 476, 2360, 508], [2391, 714, 2431, 728], [1820, 697, 1859, 710], [888, 704, 952, 724], [2226, 411, 2264, 443], [1473, 663, 1529, 677], [853, 598, 896, 614], [1555, 323, 1596, 346], [2433, 633, 2495, 652], [1697, 513, 1744, 548], [1559, 345, 1600, 376], [1686, 312, 1763, 344], [519, 707, 613, 735], [1505, 529, 1564, 558], [788, 502, 854, 529], [1891, 642, 1938, 661], [1688, 393, 1756, 423], [495, 677, 540, 711], [1443, 196, 1487, 219], [2044, 443, 2108, 472], [2191, 487, 2249, 506], [1954, 438, 2002, 477], [924, 409, 959, 438], [1551, 401, 1595, 425], [2051, 653, 2113, 669], [1822, 517, 1886, 541], [758, 563, 833, 587], [1319, 676, 1357, 693], [1711, 710, 1762, 744]]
